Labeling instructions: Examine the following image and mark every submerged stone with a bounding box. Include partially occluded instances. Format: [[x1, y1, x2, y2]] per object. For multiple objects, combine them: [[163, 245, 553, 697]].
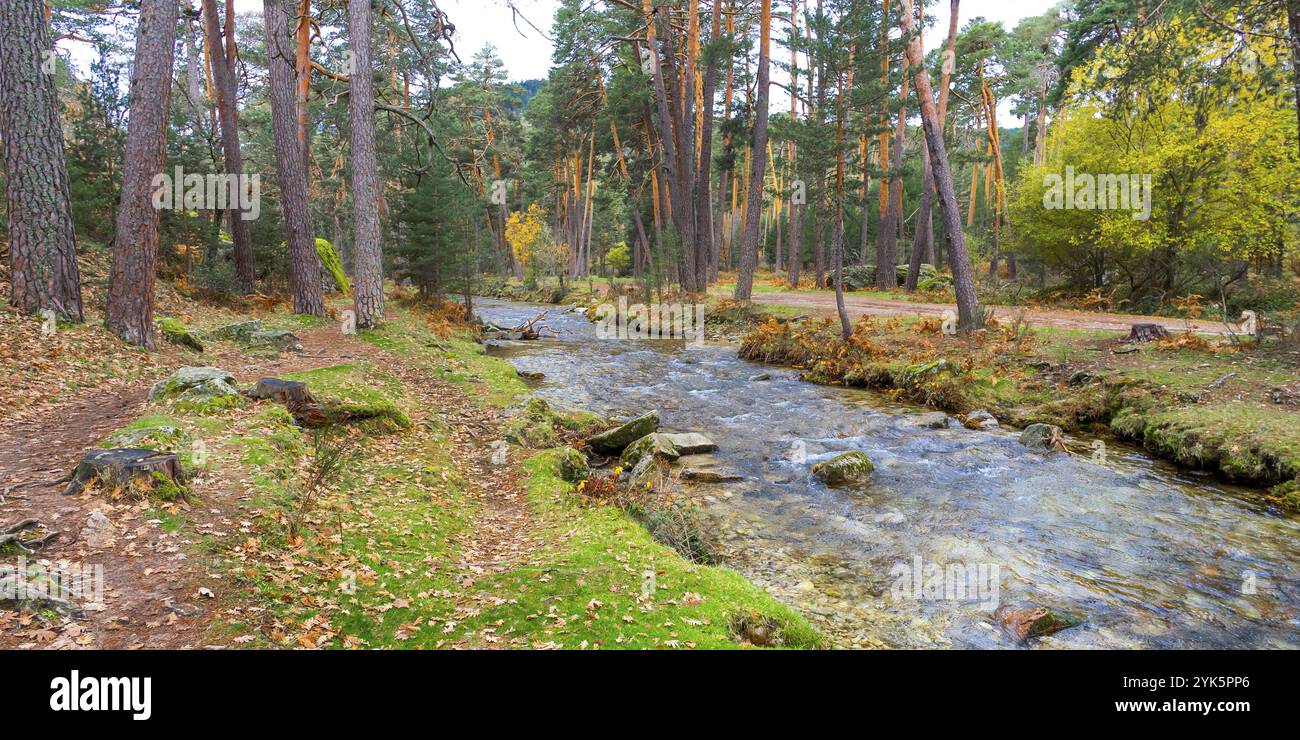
[[995, 606, 1083, 641]]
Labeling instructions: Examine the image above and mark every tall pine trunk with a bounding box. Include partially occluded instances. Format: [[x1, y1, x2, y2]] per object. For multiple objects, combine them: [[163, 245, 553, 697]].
[[349, 0, 384, 328], [901, 0, 980, 331], [201, 0, 254, 292], [106, 0, 178, 348], [734, 0, 772, 301], [265, 0, 324, 316], [0, 0, 83, 321]]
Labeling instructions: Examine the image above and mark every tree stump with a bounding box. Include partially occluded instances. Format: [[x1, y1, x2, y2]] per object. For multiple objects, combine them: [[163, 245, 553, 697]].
[[246, 377, 313, 404], [245, 377, 326, 426], [1121, 323, 1169, 343], [62, 448, 183, 497]]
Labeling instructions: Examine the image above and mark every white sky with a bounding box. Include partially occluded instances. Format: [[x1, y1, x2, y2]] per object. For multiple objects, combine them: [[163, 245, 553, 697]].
[[113, 0, 1061, 125]]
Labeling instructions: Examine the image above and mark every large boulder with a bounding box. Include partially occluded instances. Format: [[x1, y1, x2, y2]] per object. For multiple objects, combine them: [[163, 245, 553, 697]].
[[621, 433, 680, 467], [1019, 423, 1063, 452], [149, 367, 241, 407], [811, 451, 874, 487], [660, 432, 718, 454], [586, 411, 660, 454]]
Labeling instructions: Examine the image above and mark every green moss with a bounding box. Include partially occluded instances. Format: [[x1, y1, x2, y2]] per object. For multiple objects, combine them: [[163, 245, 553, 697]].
[[157, 317, 204, 352], [510, 450, 825, 649], [1266, 479, 1300, 512], [315, 237, 350, 295], [1112, 404, 1300, 485]]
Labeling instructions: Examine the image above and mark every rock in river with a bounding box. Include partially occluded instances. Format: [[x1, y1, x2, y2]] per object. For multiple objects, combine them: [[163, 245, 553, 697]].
[[660, 432, 718, 454], [811, 451, 874, 486], [994, 606, 1083, 641], [621, 433, 680, 466], [963, 409, 1000, 430], [1019, 423, 1063, 452], [913, 411, 952, 430], [586, 411, 660, 454], [678, 454, 743, 483]]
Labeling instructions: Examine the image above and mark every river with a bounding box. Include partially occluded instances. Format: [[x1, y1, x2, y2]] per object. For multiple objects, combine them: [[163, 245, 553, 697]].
[[475, 298, 1300, 649]]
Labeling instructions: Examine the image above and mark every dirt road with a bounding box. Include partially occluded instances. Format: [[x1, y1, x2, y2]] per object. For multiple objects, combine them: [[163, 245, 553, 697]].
[[727, 289, 1235, 336]]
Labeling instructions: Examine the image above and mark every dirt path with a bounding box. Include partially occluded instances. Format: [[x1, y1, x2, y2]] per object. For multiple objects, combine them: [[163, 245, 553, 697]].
[[724, 289, 1236, 336], [0, 318, 536, 649]]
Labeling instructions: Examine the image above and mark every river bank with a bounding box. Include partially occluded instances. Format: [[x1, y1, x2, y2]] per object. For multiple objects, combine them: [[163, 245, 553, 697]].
[[477, 297, 1300, 648]]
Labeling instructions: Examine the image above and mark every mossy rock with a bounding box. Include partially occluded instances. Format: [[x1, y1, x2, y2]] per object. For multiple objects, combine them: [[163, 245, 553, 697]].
[[157, 317, 204, 352], [315, 237, 350, 295], [249, 330, 304, 353], [209, 319, 263, 342], [587, 411, 660, 454], [149, 367, 242, 413], [1019, 423, 1063, 452], [811, 451, 874, 486], [621, 433, 681, 467], [522, 397, 555, 422], [505, 418, 560, 449], [105, 425, 187, 450], [557, 447, 590, 484]]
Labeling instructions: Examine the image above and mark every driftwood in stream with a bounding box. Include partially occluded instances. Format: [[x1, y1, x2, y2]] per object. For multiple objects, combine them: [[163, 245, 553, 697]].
[[62, 448, 184, 497], [487, 313, 551, 341], [1121, 323, 1170, 343]]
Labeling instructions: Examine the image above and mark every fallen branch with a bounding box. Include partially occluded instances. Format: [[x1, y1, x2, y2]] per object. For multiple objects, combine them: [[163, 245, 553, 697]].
[[0, 564, 84, 618], [0, 519, 58, 553]]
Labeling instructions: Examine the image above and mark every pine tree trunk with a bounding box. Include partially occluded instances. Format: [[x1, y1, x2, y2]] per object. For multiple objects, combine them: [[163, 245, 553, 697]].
[[201, 0, 254, 292], [901, 0, 981, 332], [264, 0, 324, 316], [734, 0, 771, 301], [0, 0, 84, 321], [349, 0, 385, 328], [1289, 0, 1300, 158], [105, 0, 177, 349], [693, 0, 723, 290]]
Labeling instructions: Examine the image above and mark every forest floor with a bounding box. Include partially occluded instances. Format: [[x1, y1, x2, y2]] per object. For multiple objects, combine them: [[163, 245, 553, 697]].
[[0, 285, 821, 650]]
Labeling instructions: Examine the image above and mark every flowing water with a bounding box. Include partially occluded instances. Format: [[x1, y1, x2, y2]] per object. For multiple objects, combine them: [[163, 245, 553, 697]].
[[475, 298, 1300, 649]]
